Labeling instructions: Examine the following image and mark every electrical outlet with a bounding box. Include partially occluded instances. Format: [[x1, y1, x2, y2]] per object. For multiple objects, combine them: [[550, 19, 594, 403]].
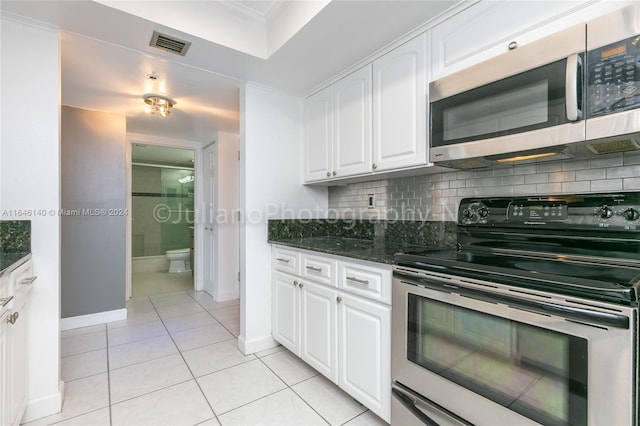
[[368, 194, 375, 209]]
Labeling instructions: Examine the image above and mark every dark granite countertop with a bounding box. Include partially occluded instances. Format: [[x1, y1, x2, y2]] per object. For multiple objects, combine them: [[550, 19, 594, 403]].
[[269, 236, 445, 264], [268, 219, 457, 264], [0, 252, 31, 276], [1, 220, 32, 276]]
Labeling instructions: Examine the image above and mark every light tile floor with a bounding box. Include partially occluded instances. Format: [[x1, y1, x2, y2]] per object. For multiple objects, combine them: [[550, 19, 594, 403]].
[[27, 290, 388, 426]]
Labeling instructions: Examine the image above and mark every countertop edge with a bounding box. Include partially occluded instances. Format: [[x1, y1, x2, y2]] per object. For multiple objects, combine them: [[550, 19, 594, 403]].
[[269, 239, 397, 265], [0, 252, 32, 277]]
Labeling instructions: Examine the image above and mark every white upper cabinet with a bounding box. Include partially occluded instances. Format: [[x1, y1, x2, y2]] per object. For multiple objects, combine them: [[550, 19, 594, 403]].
[[303, 66, 372, 182], [303, 86, 333, 182], [430, 1, 592, 80], [372, 33, 428, 171], [303, 33, 428, 183], [333, 65, 372, 178]]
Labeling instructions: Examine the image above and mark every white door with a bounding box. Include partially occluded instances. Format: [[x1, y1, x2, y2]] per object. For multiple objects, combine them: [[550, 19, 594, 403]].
[[300, 280, 338, 383], [338, 293, 391, 423], [271, 271, 300, 356], [372, 33, 428, 172], [203, 143, 216, 296], [333, 64, 372, 178]]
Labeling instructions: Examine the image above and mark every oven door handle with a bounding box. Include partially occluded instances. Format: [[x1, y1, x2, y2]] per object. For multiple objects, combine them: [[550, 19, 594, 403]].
[[392, 388, 441, 426], [400, 278, 630, 329]]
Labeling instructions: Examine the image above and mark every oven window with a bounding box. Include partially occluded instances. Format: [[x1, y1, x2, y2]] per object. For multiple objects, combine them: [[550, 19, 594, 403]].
[[407, 295, 588, 425]]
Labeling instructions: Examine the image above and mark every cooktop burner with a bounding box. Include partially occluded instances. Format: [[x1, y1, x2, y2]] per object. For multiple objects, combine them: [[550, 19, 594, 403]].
[[395, 192, 640, 306]]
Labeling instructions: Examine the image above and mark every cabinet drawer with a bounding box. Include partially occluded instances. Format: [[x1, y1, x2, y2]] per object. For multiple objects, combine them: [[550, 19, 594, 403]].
[[272, 247, 300, 275], [338, 260, 391, 305], [8, 260, 35, 310], [301, 253, 337, 287]]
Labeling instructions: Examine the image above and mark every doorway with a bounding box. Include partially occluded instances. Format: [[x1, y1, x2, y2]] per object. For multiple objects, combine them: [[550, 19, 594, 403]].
[[130, 144, 196, 297]]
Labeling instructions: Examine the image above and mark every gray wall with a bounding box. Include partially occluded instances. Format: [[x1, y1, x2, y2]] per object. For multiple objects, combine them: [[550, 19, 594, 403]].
[[328, 150, 640, 221], [61, 106, 126, 318]]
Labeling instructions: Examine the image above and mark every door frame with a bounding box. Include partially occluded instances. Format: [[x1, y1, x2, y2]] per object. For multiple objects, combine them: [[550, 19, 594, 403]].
[[125, 132, 205, 299]]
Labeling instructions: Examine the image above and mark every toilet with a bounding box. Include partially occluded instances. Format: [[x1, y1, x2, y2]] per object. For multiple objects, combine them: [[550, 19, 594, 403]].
[[166, 248, 190, 273]]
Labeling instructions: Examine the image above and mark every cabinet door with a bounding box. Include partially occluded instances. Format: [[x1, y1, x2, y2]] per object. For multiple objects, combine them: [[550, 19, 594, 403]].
[[303, 86, 333, 182], [0, 310, 10, 426], [9, 304, 28, 426], [337, 293, 391, 423], [333, 65, 372, 178], [271, 271, 300, 356], [300, 281, 338, 383], [372, 33, 428, 172], [430, 1, 589, 80]]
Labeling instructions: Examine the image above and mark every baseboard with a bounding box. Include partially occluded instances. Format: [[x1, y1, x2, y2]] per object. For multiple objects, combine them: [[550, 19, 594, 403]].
[[22, 380, 64, 423], [214, 289, 240, 302], [238, 333, 278, 355], [60, 308, 127, 330], [132, 255, 168, 273]]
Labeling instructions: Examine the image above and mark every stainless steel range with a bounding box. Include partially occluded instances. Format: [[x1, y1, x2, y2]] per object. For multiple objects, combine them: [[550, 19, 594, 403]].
[[392, 192, 640, 425]]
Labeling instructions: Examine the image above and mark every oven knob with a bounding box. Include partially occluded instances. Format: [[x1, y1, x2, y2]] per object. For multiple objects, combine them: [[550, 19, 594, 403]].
[[622, 208, 640, 221], [596, 206, 613, 219], [462, 209, 476, 220], [478, 207, 489, 218]]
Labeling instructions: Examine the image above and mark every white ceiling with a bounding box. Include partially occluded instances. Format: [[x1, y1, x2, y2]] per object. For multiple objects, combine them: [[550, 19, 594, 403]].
[[1, 0, 460, 143]]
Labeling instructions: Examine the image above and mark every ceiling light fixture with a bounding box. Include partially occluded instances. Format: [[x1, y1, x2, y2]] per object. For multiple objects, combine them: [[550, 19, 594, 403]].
[[143, 93, 175, 116]]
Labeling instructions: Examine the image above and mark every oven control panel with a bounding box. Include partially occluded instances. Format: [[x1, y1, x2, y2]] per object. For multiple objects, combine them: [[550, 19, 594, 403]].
[[459, 192, 640, 229], [508, 201, 568, 222]]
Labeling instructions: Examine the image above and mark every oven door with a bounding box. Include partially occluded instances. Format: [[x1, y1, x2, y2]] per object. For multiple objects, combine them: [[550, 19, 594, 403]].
[[392, 270, 637, 426]]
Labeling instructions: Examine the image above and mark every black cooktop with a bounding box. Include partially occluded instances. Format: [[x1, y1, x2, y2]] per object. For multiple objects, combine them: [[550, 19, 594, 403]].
[[395, 248, 640, 305]]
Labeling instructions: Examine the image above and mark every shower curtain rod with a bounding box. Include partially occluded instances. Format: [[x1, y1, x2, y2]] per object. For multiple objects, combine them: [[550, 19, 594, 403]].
[[132, 162, 194, 170]]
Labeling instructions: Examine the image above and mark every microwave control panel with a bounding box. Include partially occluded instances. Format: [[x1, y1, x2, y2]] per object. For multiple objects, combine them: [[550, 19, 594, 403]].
[[586, 34, 640, 118]]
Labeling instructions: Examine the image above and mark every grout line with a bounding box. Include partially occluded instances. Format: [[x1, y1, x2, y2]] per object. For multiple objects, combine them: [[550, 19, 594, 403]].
[[253, 355, 330, 425], [152, 292, 222, 425]]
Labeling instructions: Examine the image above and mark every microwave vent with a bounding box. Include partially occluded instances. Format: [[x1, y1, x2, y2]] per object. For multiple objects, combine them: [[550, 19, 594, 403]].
[[438, 158, 492, 170], [149, 31, 191, 56], [586, 139, 640, 154]]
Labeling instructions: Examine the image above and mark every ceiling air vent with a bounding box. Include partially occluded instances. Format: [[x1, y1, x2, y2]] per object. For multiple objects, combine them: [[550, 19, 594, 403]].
[[149, 31, 191, 56]]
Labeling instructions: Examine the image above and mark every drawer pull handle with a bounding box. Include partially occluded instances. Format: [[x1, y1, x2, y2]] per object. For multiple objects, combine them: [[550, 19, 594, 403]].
[[7, 311, 19, 325], [0, 297, 13, 308], [276, 258, 290, 263], [346, 276, 369, 285], [20, 276, 37, 286], [306, 265, 322, 272]]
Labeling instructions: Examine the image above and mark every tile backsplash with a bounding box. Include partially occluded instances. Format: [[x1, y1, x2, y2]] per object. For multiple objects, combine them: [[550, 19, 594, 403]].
[[329, 150, 640, 221]]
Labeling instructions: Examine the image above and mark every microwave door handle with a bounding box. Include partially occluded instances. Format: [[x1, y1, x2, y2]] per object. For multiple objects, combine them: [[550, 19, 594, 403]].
[[566, 53, 581, 121]]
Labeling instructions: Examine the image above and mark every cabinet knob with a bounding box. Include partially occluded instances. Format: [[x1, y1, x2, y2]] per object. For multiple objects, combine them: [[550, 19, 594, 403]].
[[299, 282, 304, 289], [293, 280, 299, 286], [332, 171, 337, 176], [326, 172, 331, 177], [372, 163, 378, 170], [7, 311, 19, 325], [508, 41, 518, 50], [336, 296, 342, 303]]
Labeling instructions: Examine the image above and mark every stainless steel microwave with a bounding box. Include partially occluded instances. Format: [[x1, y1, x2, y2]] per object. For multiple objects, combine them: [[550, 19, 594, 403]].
[[429, 5, 640, 169]]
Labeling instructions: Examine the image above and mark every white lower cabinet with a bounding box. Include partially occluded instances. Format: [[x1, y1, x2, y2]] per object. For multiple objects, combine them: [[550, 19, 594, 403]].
[[0, 308, 10, 426], [0, 258, 35, 426], [272, 271, 300, 354], [271, 247, 391, 422], [300, 280, 338, 383]]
